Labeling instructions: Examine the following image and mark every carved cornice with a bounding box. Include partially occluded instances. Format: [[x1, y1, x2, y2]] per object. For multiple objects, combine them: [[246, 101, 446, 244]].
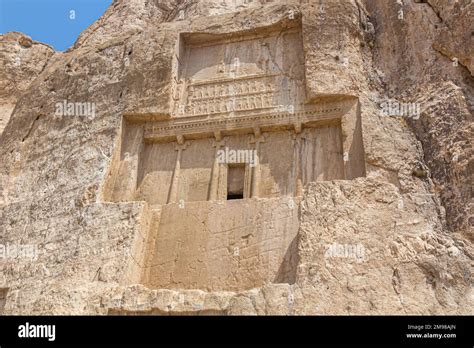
[[143, 103, 346, 143]]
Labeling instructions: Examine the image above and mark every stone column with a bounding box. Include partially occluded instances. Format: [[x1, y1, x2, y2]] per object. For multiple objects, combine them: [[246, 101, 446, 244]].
[[243, 164, 252, 199], [167, 135, 189, 204], [292, 123, 304, 197], [208, 131, 226, 201], [249, 128, 265, 198]]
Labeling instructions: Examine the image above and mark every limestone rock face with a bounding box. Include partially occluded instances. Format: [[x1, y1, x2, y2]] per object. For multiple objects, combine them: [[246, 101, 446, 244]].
[[296, 179, 472, 314], [0, 0, 472, 315], [0, 32, 55, 135], [365, 0, 473, 238]]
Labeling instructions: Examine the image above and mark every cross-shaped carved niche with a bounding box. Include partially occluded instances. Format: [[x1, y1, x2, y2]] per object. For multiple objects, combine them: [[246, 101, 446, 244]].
[[103, 21, 365, 206]]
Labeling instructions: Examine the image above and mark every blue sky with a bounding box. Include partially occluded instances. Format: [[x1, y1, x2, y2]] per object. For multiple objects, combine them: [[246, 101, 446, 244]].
[[0, 0, 112, 51]]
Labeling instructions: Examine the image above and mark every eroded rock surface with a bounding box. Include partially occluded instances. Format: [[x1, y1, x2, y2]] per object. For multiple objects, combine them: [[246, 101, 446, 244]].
[[0, 32, 55, 135]]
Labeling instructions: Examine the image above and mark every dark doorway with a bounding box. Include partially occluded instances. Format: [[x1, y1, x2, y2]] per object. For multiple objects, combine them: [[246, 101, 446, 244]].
[[227, 164, 245, 200]]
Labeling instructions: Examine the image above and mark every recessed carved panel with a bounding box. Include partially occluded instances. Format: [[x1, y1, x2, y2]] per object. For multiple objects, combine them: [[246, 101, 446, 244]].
[[173, 28, 306, 118]]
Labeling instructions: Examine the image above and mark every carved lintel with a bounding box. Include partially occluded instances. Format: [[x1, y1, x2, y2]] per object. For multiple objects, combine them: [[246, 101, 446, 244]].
[[144, 105, 344, 142]]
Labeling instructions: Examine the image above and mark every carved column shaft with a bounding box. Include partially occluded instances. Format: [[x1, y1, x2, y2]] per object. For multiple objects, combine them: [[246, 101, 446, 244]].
[[249, 129, 265, 198], [209, 133, 225, 201], [167, 137, 189, 203], [292, 128, 305, 197]]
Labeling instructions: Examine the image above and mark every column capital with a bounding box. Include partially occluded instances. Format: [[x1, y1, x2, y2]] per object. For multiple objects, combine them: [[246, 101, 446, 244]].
[[212, 131, 226, 148], [293, 122, 302, 134], [249, 132, 266, 145], [176, 134, 185, 145], [175, 139, 190, 151], [253, 126, 261, 138]]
